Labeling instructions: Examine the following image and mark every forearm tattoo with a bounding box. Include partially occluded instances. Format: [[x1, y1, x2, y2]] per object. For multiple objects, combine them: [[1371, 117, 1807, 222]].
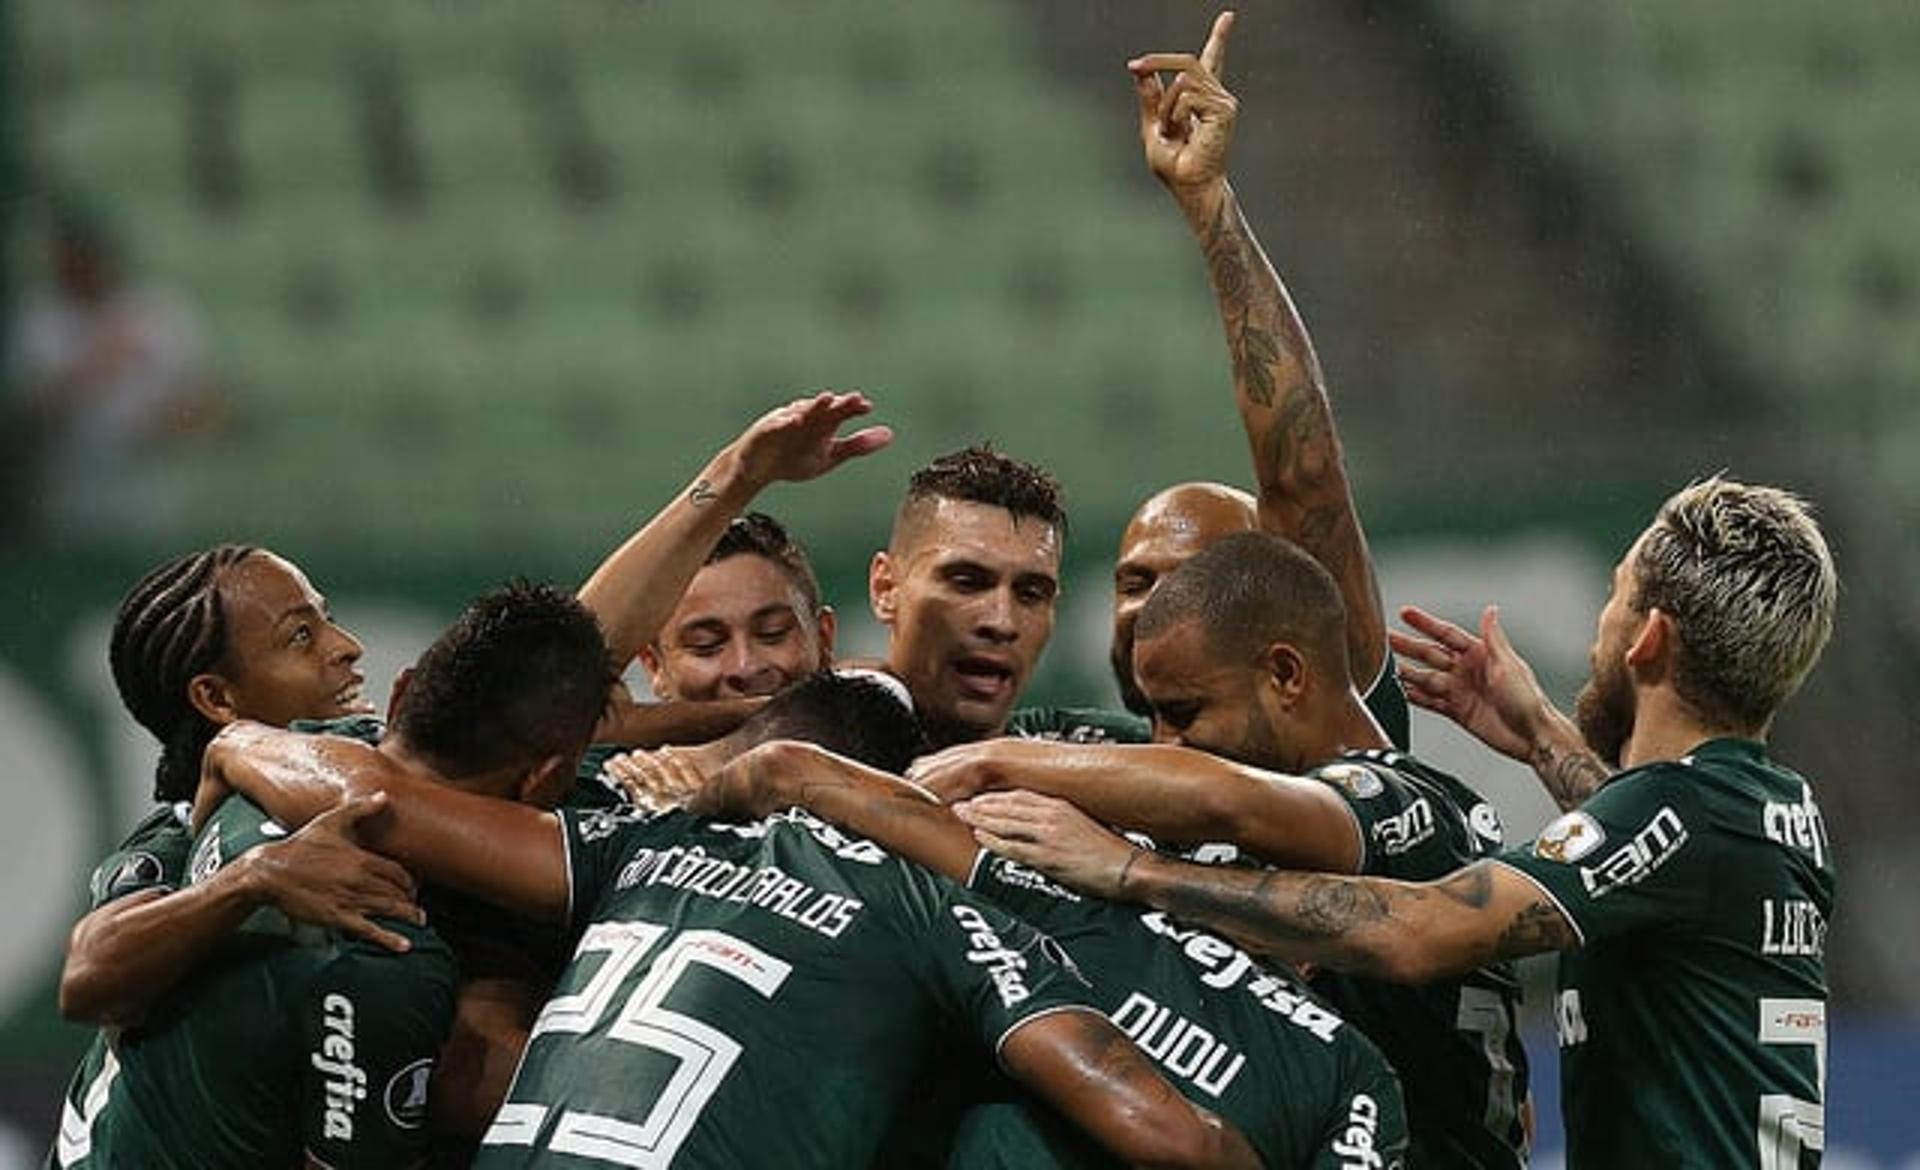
[[687, 478, 718, 507], [1531, 741, 1610, 809]]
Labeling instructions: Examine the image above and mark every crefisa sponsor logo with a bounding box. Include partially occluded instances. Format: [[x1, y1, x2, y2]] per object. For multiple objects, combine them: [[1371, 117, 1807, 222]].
[[312, 993, 368, 1140], [951, 904, 1032, 1008]]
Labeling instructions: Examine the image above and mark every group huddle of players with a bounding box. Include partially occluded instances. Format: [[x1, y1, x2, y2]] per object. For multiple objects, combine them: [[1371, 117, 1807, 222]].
[[50, 13, 1839, 1170]]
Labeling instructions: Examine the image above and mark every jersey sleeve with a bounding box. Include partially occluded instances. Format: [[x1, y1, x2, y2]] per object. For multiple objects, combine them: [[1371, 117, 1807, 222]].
[[1308, 758, 1453, 879], [966, 851, 1090, 939], [1497, 764, 1711, 946], [86, 806, 193, 909], [895, 862, 1100, 1060], [301, 925, 457, 1169], [555, 805, 688, 935], [1359, 660, 1412, 751], [1306, 1067, 1410, 1170]]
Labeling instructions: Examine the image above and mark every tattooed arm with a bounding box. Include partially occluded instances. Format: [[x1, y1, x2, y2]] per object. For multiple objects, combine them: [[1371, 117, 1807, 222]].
[[1134, 13, 1387, 687], [1126, 856, 1575, 984], [577, 392, 891, 668]]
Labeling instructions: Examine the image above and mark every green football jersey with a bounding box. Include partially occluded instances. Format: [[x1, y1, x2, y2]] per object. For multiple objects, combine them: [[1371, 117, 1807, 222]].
[[477, 805, 1100, 1168], [52, 795, 456, 1170], [84, 802, 193, 909], [960, 852, 1409, 1170], [1499, 738, 1832, 1169], [1304, 750, 1529, 1170], [1359, 659, 1412, 752]]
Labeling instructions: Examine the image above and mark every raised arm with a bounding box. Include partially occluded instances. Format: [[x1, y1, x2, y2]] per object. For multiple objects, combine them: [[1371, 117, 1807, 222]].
[[958, 789, 1575, 985], [694, 740, 981, 883], [199, 722, 572, 923], [1393, 604, 1610, 809], [1001, 1011, 1263, 1170], [1137, 13, 1387, 687], [59, 796, 421, 1026], [909, 738, 1360, 873], [577, 391, 891, 667]]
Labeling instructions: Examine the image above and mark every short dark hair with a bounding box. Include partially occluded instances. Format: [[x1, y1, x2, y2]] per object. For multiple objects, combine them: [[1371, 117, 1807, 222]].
[[110, 544, 260, 801], [707, 512, 824, 616], [735, 672, 928, 774], [894, 444, 1067, 543], [1136, 532, 1351, 683], [391, 581, 614, 780]]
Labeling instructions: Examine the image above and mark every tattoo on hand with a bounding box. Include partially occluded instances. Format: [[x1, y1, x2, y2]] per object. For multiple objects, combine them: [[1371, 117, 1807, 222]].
[[688, 478, 718, 507]]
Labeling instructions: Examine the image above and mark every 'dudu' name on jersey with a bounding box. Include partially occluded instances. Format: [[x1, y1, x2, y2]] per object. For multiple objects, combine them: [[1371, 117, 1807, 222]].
[[613, 842, 865, 941]]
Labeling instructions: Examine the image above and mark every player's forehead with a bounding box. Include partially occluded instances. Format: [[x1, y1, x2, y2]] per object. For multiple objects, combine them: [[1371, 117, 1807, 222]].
[[218, 551, 325, 624], [1118, 489, 1255, 572], [673, 554, 811, 627], [899, 497, 1060, 576]]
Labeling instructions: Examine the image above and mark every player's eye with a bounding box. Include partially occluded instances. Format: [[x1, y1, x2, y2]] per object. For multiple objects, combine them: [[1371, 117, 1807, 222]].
[[684, 639, 726, 657], [289, 623, 314, 647], [1115, 571, 1152, 598], [1015, 578, 1058, 605], [754, 622, 797, 644]]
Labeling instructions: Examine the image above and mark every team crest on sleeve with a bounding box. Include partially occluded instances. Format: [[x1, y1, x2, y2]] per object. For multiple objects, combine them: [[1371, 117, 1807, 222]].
[[1468, 802, 1504, 845], [1317, 763, 1384, 800], [95, 851, 166, 902], [1532, 811, 1604, 863], [576, 806, 655, 842], [384, 1057, 434, 1130]]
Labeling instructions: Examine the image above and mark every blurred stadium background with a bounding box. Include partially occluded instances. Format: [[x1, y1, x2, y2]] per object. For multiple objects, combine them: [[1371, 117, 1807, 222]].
[[3, 1, 1916, 1164]]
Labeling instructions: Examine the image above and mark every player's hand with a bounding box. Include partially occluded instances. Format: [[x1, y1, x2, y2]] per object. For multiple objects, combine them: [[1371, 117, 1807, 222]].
[[953, 791, 1137, 899], [240, 792, 424, 953], [1131, 11, 1238, 203], [687, 740, 802, 821], [1391, 604, 1553, 762], [604, 746, 710, 812], [732, 391, 893, 492], [906, 738, 1056, 803]]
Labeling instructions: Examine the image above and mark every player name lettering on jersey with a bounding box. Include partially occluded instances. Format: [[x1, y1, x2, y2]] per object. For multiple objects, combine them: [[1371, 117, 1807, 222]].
[[951, 904, 1034, 1008], [312, 993, 368, 1140], [614, 844, 864, 940], [1138, 912, 1343, 1042], [1371, 797, 1436, 856], [1761, 898, 1827, 958], [1111, 991, 1247, 1098], [1762, 785, 1829, 868], [1577, 806, 1688, 898], [1331, 1092, 1387, 1169]]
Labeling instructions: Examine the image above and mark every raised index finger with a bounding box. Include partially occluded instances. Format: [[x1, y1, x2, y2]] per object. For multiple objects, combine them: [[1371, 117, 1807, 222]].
[[1200, 10, 1235, 79]]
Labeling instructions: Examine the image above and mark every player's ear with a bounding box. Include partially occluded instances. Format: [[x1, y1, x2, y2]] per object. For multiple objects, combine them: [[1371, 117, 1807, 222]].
[[1625, 608, 1675, 676], [815, 606, 838, 662], [635, 644, 669, 698], [386, 667, 415, 725], [519, 754, 575, 809], [869, 552, 898, 625], [187, 672, 241, 725], [1261, 641, 1307, 707]]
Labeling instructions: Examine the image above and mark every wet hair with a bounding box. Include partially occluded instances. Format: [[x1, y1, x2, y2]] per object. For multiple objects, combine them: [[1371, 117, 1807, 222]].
[[734, 671, 929, 775], [892, 444, 1067, 546], [1630, 475, 1838, 731], [1136, 531, 1351, 684], [390, 581, 614, 781], [706, 512, 825, 617], [110, 544, 260, 802]]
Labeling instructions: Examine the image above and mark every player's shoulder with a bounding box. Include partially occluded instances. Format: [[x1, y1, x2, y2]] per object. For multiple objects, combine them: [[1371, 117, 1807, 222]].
[[89, 802, 195, 905], [1318, 750, 1505, 868], [1004, 705, 1151, 745]]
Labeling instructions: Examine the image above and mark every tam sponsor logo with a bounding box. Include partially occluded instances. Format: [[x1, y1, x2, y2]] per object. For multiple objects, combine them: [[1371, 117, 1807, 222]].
[[1578, 807, 1688, 899], [951, 904, 1032, 1008], [1372, 798, 1435, 856], [312, 993, 368, 1140]]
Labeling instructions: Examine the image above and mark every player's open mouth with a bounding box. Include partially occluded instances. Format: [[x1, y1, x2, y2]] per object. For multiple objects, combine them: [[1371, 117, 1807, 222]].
[[335, 679, 373, 713], [953, 657, 1015, 701]]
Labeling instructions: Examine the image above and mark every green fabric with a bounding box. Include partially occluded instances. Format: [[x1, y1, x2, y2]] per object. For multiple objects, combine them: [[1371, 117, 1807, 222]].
[[52, 795, 456, 1170], [1006, 706, 1151, 745], [85, 803, 192, 909], [1500, 739, 1831, 1169], [1305, 750, 1529, 1170], [964, 853, 1409, 1170], [476, 806, 1097, 1168]]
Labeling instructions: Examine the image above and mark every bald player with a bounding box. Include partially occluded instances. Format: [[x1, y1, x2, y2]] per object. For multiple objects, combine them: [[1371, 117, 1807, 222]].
[[1109, 11, 1407, 748]]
